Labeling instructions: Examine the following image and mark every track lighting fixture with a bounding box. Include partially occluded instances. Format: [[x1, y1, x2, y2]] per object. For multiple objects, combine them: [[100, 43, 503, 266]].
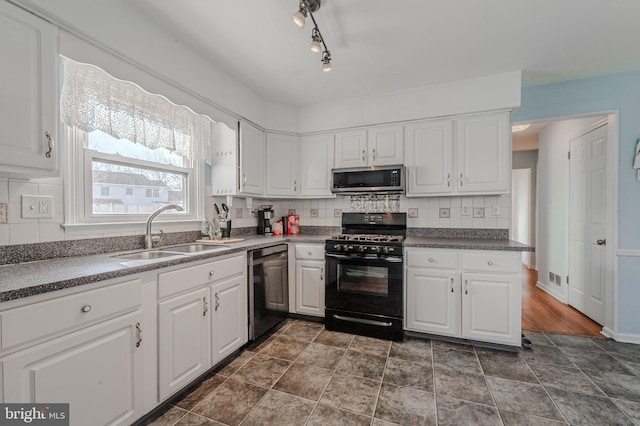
[[291, 0, 333, 71]]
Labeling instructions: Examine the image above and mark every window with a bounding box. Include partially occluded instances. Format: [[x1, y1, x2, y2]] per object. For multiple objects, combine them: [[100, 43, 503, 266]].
[[61, 57, 209, 226]]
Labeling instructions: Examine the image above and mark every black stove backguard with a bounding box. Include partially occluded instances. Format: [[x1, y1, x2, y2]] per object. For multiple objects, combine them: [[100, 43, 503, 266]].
[[324, 212, 406, 341]]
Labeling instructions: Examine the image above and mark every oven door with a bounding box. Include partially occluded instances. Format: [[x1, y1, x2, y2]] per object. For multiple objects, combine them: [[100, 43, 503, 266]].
[[325, 253, 403, 319]]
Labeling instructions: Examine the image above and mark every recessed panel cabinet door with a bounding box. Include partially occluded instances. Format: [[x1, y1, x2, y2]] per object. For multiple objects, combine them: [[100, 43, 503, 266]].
[[405, 120, 453, 195], [158, 287, 211, 401], [239, 122, 265, 195], [295, 259, 325, 317], [211, 275, 248, 364], [2, 311, 144, 426], [368, 125, 404, 165], [0, 2, 58, 176], [461, 273, 520, 346], [334, 130, 368, 168], [266, 133, 298, 196], [406, 268, 460, 336], [300, 133, 334, 197]]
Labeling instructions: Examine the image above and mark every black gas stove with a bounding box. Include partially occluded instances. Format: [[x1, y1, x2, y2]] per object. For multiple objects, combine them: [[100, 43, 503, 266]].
[[324, 213, 406, 341]]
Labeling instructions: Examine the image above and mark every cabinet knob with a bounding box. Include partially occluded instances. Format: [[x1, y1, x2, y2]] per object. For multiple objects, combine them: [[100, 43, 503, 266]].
[[80, 304, 92, 313], [487, 261, 494, 266], [428, 257, 434, 262], [209, 271, 215, 277]]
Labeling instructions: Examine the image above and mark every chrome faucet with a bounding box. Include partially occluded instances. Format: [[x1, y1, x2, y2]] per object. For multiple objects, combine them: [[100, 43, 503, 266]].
[[145, 204, 184, 249]]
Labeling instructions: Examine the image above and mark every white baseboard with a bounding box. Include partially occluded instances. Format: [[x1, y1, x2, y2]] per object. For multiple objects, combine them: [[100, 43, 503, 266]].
[[536, 281, 567, 304], [602, 328, 640, 344]]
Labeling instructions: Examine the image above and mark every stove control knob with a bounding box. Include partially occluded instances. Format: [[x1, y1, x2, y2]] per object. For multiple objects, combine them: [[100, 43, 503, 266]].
[[344, 245, 352, 252], [370, 246, 380, 253], [333, 244, 341, 250], [382, 247, 390, 254], [357, 245, 365, 253]]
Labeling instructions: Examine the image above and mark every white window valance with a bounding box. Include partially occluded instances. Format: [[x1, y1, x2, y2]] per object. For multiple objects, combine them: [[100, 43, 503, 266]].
[[60, 56, 212, 162]]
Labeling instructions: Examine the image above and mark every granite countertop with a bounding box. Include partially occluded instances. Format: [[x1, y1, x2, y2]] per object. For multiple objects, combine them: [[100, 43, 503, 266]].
[[404, 237, 535, 252], [0, 235, 330, 304], [0, 234, 533, 304]]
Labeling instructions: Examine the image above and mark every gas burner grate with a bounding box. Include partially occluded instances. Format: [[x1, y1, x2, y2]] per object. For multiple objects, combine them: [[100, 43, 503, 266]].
[[330, 234, 403, 243]]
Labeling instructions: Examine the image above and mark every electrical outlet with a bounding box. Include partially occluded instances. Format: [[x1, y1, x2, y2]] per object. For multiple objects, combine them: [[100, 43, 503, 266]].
[[549, 272, 555, 282], [235, 208, 243, 218], [310, 208, 319, 217], [0, 203, 7, 224], [493, 206, 501, 216], [334, 209, 342, 217], [439, 208, 450, 218], [408, 208, 418, 218], [462, 204, 471, 216], [21, 195, 53, 218], [555, 274, 562, 285], [473, 207, 485, 218]]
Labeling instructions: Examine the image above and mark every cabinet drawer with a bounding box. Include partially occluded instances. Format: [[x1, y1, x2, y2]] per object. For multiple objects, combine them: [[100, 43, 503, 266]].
[[158, 254, 245, 299], [406, 249, 459, 269], [1, 278, 142, 351], [295, 244, 325, 260], [462, 252, 520, 273]]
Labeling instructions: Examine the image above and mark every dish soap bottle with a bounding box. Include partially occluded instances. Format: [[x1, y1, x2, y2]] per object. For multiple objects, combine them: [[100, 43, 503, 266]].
[[201, 219, 210, 239]]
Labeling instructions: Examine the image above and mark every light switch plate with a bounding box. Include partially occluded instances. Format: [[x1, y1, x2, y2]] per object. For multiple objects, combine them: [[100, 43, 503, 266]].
[[21, 195, 53, 218], [473, 207, 485, 218], [408, 208, 418, 218], [0, 203, 7, 224], [462, 204, 471, 216]]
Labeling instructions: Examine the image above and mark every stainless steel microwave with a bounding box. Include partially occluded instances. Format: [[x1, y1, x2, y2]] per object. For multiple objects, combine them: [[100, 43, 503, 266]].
[[330, 165, 405, 194]]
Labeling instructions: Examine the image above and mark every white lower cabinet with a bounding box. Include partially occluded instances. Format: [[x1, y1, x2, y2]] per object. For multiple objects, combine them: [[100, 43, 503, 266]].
[[158, 287, 211, 401], [294, 244, 325, 317], [405, 248, 521, 347], [157, 254, 247, 401], [2, 311, 144, 426]]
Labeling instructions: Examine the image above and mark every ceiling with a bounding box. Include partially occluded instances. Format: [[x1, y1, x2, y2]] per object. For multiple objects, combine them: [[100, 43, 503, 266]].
[[132, 0, 640, 107]]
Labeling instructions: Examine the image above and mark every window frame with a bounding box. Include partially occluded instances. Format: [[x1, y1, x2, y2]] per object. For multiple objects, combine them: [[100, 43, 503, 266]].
[[63, 125, 204, 228]]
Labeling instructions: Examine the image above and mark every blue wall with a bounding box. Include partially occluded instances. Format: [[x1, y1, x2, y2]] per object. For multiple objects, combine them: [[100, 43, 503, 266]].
[[512, 70, 640, 336]]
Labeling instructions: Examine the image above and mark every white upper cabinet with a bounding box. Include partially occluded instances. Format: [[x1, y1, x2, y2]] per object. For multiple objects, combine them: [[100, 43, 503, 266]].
[[211, 122, 239, 196], [265, 133, 298, 197], [405, 119, 454, 195], [406, 111, 510, 197], [0, 2, 58, 177], [239, 121, 265, 196], [335, 126, 404, 168], [456, 112, 510, 193], [367, 124, 404, 165], [300, 133, 335, 198]]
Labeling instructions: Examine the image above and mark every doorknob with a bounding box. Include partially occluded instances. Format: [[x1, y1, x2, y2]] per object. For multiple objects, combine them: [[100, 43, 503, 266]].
[[596, 239, 606, 246]]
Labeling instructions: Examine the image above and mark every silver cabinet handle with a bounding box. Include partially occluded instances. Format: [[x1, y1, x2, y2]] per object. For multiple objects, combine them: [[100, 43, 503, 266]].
[[214, 293, 220, 311], [294, 180, 297, 192], [80, 304, 92, 313], [243, 174, 247, 187], [447, 173, 451, 187], [203, 296, 209, 316], [428, 257, 434, 263], [460, 173, 464, 187], [464, 280, 469, 295], [362, 149, 366, 162], [372, 148, 376, 161], [320, 267, 324, 281], [487, 261, 494, 266], [596, 239, 606, 246], [44, 131, 54, 158], [135, 322, 143, 348], [450, 277, 454, 293]]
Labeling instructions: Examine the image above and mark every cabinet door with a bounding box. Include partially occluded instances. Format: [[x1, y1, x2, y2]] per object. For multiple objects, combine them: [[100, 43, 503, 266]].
[[456, 112, 510, 193], [295, 259, 325, 317], [300, 133, 335, 197], [2, 311, 144, 426], [211, 122, 238, 196], [406, 268, 460, 337], [405, 120, 454, 195], [239, 121, 265, 195], [158, 287, 211, 401], [334, 130, 368, 168], [211, 275, 248, 364], [368, 125, 404, 165], [265, 133, 298, 196], [461, 273, 521, 346], [0, 2, 58, 176]]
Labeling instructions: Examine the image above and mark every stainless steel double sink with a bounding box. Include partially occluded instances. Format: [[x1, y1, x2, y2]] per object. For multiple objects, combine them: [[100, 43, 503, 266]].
[[112, 243, 228, 264]]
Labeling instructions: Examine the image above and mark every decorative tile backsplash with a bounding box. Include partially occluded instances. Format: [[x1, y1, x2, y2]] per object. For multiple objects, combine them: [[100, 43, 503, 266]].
[[349, 194, 400, 213]]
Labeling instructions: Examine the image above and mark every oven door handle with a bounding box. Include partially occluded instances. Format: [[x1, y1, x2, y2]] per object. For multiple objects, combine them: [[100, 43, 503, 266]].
[[325, 253, 352, 259], [379, 256, 403, 263], [325, 253, 404, 263], [333, 314, 393, 327]]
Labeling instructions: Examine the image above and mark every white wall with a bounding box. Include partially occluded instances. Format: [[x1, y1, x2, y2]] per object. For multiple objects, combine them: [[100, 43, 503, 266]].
[[536, 116, 605, 301]]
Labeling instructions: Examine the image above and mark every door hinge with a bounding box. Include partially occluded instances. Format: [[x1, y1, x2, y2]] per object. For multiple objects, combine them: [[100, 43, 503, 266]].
[[568, 151, 571, 160]]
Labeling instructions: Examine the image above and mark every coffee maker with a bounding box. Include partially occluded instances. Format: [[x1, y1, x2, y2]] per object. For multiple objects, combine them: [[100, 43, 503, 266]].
[[257, 205, 274, 236]]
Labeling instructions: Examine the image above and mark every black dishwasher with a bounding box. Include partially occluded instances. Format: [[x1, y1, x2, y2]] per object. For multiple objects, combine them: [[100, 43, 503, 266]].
[[248, 244, 289, 341]]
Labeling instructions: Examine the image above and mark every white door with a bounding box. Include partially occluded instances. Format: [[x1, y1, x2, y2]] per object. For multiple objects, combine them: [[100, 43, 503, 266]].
[[405, 120, 454, 195], [568, 125, 607, 324], [158, 287, 211, 400], [239, 122, 265, 195], [266, 133, 298, 196], [334, 130, 367, 168], [368, 125, 404, 165], [300, 133, 334, 197], [2, 311, 144, 426], [511, 169, 532, 266], [211, 275, 248, 364], [405, 269, 460, 337], [295, 260, 325, 317]]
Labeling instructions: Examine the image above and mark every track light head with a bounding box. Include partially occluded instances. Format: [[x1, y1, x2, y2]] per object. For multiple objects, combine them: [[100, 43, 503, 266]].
[[310, 28, 322, 53], [291, 7, 307, 28], [322, 50, 332, 72]]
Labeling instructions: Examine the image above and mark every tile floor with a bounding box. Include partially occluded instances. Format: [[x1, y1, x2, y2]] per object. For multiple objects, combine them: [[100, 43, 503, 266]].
[[146, 320, 640, 425]]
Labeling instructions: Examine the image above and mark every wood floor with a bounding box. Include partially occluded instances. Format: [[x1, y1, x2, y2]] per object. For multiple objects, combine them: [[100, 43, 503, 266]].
[[521, 266, 603, 337]]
